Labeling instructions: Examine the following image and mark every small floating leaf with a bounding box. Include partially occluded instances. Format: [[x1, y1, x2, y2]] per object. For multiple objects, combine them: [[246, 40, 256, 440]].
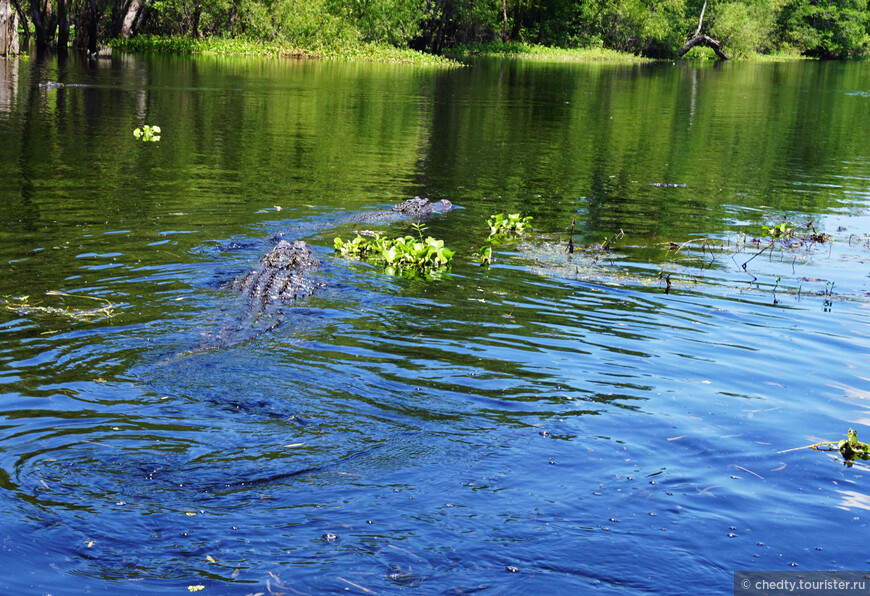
[[187, 586, 204, 592], [206, 555, 216, 563]]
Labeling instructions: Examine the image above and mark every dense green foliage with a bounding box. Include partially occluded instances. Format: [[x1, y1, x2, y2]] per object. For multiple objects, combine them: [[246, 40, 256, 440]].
[[778, 0, 870, 57], [14, 0, 870, 60]]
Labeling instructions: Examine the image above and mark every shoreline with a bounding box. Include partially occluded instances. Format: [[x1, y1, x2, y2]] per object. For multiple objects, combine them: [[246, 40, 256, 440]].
[[93, 36, 808, 66]]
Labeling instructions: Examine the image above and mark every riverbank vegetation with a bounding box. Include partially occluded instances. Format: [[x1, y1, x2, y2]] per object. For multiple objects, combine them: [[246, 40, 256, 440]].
[[4, 0, 870, 62], [108, 35, 457, 64], [445, 41, 650, 62]]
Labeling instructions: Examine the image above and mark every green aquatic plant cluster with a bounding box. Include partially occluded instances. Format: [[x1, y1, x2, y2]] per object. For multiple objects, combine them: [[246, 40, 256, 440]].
[[761, 219, 831, 243], [486, 213, 533, 238], [762, 221, 797, 239], [334, 224, 455, 276], [479, 213, 534, 265], [334, 212, 533, 274], [133, 125, 161, 142]]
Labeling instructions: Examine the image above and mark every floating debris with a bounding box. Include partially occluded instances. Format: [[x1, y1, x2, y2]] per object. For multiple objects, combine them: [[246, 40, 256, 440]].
[[779, 429, 870, 466], [2, 291, 116, 322]]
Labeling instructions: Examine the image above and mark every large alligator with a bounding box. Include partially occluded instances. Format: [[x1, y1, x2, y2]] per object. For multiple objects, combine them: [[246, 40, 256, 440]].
[[231, 239, 321, 309], [175, 240, 322, 354]]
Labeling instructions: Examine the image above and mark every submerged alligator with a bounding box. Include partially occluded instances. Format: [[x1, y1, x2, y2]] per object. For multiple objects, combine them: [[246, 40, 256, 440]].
[[271, 196, 453, 242], [346, 196, 453, 223]]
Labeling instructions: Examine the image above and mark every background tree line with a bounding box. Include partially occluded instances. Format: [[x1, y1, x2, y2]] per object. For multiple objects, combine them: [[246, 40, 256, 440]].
[[7, 0, 870, 59]]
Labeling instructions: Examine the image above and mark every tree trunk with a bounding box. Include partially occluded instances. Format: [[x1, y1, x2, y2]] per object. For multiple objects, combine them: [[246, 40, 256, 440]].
[[693, 0, 707, 37], [57, 0, 69, 51], [678, 34, 730, 60], [119, 0, 143, 38], [10, 0, 28, 46], [134, 1, 150, 33], [191, 1, 200, 37], [413, 0, 453, 54], [76, 0, 98, 54], [29, 0, 47, 50], [41, 0, 56, 43], [227, 0, 238, 33], [0, 0, 19, 55]]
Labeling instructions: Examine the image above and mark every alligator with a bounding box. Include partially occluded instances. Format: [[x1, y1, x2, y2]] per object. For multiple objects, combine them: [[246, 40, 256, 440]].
[[346, 196, 453, 223], [392, 196, 453, 217], [230, 239, 321, 309], [270, 197, 454, 243]]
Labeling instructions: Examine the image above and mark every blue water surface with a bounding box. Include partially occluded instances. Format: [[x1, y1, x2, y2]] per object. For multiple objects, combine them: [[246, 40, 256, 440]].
[[0, 53, 868, 594]]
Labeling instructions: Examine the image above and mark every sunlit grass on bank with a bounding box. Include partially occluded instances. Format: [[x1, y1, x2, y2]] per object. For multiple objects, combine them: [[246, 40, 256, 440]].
[[741, 51, 813, 62], [109, 35, 458, 66], [446, 41, 650, 62], [457, 41, 813, 63], [678, 45, 811, 61]]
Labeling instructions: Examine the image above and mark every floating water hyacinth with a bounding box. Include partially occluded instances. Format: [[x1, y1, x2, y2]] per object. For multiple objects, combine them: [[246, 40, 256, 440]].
[[486, 212, 533, 238], [479, 212, 533, 266], [133, 125, 161, 142], [334, 225, 454, 278]]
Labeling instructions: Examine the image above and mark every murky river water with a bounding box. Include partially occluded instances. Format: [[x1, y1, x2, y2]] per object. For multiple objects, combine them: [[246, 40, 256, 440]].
[[0, 51, 869, 594]]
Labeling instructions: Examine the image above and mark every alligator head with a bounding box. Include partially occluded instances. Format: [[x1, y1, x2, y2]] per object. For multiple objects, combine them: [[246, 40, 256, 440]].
[[392, 197, 453, 217]]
